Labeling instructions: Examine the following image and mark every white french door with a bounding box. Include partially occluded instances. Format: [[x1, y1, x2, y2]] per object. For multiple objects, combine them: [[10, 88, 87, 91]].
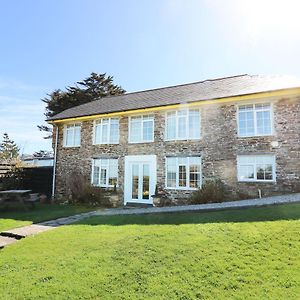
[[124, 155, 156, 204]]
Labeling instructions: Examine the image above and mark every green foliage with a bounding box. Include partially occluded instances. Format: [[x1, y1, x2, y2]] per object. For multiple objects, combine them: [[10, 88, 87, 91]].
[[0, 203, 299, 299], [39, 73, 125, 138], [0, 133, 20, 159], [190, 178, 229, 204], [67, 171, 112, 207]]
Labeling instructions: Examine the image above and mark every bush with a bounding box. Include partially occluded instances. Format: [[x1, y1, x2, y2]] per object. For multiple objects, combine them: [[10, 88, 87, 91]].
[[66, 171, 112, 207], [190, 179, 229, 204]]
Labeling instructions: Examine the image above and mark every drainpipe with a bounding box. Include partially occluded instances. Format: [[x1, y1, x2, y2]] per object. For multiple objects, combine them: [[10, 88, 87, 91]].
[[51, 125, 59, 200]]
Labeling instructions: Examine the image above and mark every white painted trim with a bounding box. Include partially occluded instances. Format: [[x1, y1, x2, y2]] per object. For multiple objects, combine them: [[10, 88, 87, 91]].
[[237, 155, 276, 183], [128, 114, 154, 144], [124, 155, 157, 205], [236, 102, 274, 138], [63, 122, 81, 147], [164, 108, 201, 141], [93, 117, 120, 145], [165, 156, 202, 190]]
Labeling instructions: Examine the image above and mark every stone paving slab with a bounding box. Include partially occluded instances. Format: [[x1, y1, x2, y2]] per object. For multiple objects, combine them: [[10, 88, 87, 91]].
[[1, 224, 54, 239], [93, 193, 300, 216], [0, 236, 17, 248]]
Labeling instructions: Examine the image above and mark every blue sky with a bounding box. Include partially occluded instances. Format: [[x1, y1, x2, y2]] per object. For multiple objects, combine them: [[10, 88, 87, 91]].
[[1, 0, 300, 154]]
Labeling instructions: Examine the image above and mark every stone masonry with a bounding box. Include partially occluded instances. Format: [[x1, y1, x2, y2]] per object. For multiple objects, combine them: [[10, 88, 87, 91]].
[[53, 94, 300, 205]]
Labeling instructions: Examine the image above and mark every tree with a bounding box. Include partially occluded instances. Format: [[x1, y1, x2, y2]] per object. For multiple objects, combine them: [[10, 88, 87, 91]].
[[0, 133, 20, 159], [38, 72, 125, 138]]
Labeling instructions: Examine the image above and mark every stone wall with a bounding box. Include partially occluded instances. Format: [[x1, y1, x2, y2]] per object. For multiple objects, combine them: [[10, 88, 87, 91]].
[[54, 94, 300, 204]]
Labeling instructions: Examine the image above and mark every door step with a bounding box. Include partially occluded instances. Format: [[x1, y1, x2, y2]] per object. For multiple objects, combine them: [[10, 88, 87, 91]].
[[125, 203, 153, 208]]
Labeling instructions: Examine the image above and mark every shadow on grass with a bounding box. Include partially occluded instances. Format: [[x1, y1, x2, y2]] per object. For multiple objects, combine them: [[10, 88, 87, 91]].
[[75, 203, 300, 226]]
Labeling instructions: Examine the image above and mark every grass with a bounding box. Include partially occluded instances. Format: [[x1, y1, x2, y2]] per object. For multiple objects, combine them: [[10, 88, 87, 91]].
[[0, 203, 95, 232], [0, 203, 299, 299]]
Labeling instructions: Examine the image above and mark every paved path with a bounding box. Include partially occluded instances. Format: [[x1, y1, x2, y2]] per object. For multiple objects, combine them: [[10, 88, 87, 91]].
[[1, 193, 300, 249], [94, 193, 300, 216]]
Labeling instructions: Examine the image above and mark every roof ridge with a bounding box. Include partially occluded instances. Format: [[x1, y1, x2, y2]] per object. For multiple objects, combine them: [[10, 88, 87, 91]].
[[117, 74, 251, 97]]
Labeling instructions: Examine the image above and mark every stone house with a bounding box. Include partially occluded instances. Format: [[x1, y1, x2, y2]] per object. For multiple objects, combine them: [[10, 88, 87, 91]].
[[48, 75, 300, 206]]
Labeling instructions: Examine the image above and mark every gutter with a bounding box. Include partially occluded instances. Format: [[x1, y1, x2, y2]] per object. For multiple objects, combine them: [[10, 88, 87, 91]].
[[51, 125, 59, 200]]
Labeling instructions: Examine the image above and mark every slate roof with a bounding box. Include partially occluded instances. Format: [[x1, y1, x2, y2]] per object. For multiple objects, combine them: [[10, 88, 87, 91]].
[[48, 74, 300, 121]]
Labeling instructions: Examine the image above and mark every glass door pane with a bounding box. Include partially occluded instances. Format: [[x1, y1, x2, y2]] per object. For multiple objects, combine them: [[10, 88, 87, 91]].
[[132, 164, 139, 199], [142, 164, 150, 199]]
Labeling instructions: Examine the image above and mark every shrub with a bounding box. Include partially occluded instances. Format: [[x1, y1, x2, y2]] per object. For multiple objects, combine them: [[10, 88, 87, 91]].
[[66, 171, 112, 207], [190, 179, 229, 204]]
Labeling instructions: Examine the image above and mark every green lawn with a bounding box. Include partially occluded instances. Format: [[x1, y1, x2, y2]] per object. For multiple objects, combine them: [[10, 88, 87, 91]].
[[0, 203, 299, 299], [0, 203, 94, 232]]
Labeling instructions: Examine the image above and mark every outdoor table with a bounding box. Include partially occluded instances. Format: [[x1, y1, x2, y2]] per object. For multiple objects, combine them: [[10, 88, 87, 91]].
[[0, 190, 32, 206]]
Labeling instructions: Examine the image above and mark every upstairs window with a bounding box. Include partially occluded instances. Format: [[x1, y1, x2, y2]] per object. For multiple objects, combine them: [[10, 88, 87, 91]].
[[129, 115, 154, 143], [166, 109, 201, 141], [63, 123, 81, 147], [94, 118, 119, 144], [166, 156, 202, 189], [92, 158, 118, 187], [237, 155, 276, 182], [238, 103, 272, 137]]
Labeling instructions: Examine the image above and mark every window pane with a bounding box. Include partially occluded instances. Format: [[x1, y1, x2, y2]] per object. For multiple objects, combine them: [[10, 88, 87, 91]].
[[239, 165, 255, 180], [94, 125, 101, 144], [130, 119, 142, 142], [110, 120, 119, 143], [256, 110, 271, 135], [142, 164, 150, 199], [108, 160, 118, 186], [239, 111, 255, 136], [166, 114, 176, 140], [143, 119, 153, 141], [178, 165, 187, 187], [74, 126, 81, 146], [178, 115, 187, 139], [66, 129, 73, 146], [166, 157, 176, 187], [100, 167, 107, 185], [132, 164, 139, 199], [189, 110, 200, 139], [92, 166, 100, 185]]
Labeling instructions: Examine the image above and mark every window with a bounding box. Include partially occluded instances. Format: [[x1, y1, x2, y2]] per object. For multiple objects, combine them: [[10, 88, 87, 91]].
[[94, 118, 119, 144], [92, 158, 118, 187], [166, 109, 201, 140], [166, 156, 201, 189], [63, 123, 81, 147], [238, 103, 272, 137], [237, 155, 276, 182], [129, 115, 154, 143]]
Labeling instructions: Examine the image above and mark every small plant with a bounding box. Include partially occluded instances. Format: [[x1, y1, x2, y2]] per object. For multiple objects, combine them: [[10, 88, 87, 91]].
[[190, 179, 228, 204], [66, 171, 112, 207]]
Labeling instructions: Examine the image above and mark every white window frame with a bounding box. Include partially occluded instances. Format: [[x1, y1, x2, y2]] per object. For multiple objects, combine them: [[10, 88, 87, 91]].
[[128, 114, 154, 143], [93, 118, 119, 145], [91, 158, 118, 188], [237, 155, 276, 183], [63, 123, 81, 147], [165, 156, 202, 190], [165, 108, 201, 141], [237, 103, 274, 137]]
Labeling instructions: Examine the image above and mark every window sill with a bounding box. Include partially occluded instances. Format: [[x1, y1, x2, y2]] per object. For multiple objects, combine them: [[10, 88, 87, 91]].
[[237, 134, 274, 138], [164, 138, 201, 142], [238, 180, 276, 183], [128, 140, 154, 144], [93, 143, 119, 146], [63, 145, 81, 148], [166, 187, 199, 191]]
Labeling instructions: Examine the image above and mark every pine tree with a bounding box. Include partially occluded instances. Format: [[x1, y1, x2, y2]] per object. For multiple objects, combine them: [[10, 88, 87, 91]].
[[0, 133, 20, 159], [38, 72, 125, 138]]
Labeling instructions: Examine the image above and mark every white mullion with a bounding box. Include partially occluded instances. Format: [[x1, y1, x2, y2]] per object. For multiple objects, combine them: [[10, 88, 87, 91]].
[[72, 125, 76, 146], [254, 105, 258, 136], [187, 158, 190, 189], [186, 111, 189, 139], [175, 111, 178, 140], [141, 117, 144, 142], [176, 160, 178, 188], [108, 118, 111, 144]]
